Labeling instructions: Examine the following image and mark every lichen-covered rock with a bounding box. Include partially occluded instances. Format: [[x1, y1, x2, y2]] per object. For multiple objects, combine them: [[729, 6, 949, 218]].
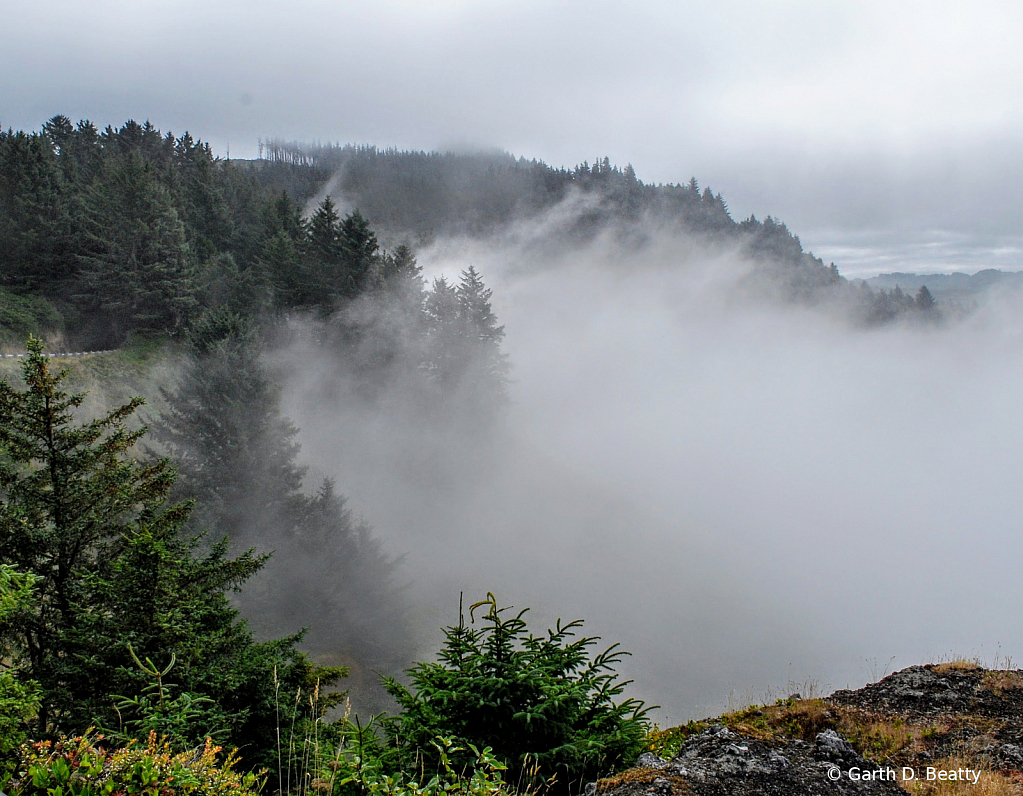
[[593, 724, 904, 796], [815, 729, 860, 767]]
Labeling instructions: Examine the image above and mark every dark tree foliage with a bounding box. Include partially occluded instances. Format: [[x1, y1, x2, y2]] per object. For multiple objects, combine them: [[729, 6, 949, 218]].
[[374, 244, 427, 351], [264, 480, 408, 672], [78, 152, 197, 341], [198, 252, 271, 321], [302, 198, 381, 310], [338, 209, 380, 297], [319, 259, 510, 426], [323, 243, 429, 395], [420, 268, 509, 406], [0, 566, 40, 774], [382, 594, 649, 794], [256, 191, 308, 310], [259, 231, 305, 311], [250, 142, 735, 243], [0, 129, 78, 296], [378, 244, 423, 293], [0, 338, 337, 772], [308, 195, 343, 263], [153, 310, 304, 541], [261, 189, 306, 242], [456, 265, 510, 400], [170, 132, 233, 261], [855, 282, 939, 325], [422, 275, 464, 386], [152, 311, 410, 682], [0, 118, 346, 346]]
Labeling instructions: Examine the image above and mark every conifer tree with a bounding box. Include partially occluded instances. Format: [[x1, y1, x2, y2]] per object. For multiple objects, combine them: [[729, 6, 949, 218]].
[[154, 313, 410, 682], [261, 190, 305, 242], [457, 265, 510, 401], [305, 196, 345, 310], [153, 309, 304, 542], [377, 244, 424, 295], [383, 595, 648, 795], [0, 565, 39, 770], [338, 209, 379, 297], [0, 338, 170, 736], [457, 266, 504, 346], [172, 132, 231, 261], [0, 338, 328, 764], [420, 269, 510, 406], [259, 231, 305, 310], [342, 244, 427, 381], [423, 275, 465, 386], [307, 196, 342, 262], [0, 129, 77, 296]]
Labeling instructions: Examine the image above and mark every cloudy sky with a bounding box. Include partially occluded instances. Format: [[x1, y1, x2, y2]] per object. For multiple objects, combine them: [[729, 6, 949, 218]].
[[4, 0, 1022, 274]]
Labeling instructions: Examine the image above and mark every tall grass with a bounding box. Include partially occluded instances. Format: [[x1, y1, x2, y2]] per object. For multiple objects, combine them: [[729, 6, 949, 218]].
[[270, 676, 551, 796]]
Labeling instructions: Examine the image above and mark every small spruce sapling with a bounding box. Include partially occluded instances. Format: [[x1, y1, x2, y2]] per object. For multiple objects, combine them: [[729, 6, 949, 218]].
[[382, 594, 650, 794]]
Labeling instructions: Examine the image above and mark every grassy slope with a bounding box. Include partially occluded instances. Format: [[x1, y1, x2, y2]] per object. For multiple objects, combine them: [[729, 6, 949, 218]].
[[0, 335, 182, 427]]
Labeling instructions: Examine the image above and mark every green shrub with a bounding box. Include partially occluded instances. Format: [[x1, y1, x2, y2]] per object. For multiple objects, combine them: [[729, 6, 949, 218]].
[[101, 647, 226, 750], [6, 733, 263, 796], [291, 720, 517, 796], [0, 565, 41, 780], [341, 737, 513, 796], [382, 594, 649, 794]]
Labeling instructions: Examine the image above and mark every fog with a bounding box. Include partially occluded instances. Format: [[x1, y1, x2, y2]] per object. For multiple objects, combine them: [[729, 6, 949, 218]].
[[273, 200, 1023, 724]]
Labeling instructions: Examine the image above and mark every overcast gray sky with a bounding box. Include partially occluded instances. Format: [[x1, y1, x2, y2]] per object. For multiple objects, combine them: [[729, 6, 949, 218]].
[[4, 0, 1022, 274]]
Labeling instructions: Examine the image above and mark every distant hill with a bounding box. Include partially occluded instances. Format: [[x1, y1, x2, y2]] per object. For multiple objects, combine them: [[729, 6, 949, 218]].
[[238, 143, 846, 307], [859, 269, 1023, 303]]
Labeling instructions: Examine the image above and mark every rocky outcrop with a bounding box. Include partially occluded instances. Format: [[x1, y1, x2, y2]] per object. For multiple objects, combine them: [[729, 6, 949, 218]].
[[830, 664, 1023, 718], [593, 725, 903, 796], [594, 663, 1023, 796]]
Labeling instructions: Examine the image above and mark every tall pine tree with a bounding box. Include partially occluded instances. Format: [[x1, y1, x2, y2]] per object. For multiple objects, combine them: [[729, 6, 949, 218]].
[[0, 337, 325, 764], [153, 313, 411, 690]]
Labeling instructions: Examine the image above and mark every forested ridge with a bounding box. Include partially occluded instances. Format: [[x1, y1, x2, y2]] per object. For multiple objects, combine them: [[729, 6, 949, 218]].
[[2, 117, 941, 353], [246, 140, 948, 322]]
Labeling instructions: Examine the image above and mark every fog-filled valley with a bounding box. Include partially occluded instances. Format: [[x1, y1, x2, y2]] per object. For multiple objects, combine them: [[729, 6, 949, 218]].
[[4, 116, 1023, 791], [283, 207, 1023, 724]]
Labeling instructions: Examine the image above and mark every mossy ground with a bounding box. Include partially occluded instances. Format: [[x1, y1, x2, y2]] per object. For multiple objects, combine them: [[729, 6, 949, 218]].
[[594, 767, 689, 796]]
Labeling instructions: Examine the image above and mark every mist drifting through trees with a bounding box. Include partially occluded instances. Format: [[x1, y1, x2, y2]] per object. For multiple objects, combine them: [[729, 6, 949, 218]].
[[3, 116, 1023, 734], [285, 204, 1023, 723]]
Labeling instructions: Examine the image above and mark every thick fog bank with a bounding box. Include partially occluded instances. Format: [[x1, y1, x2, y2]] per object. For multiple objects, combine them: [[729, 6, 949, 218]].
[[283, 221, 1023, 725]]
